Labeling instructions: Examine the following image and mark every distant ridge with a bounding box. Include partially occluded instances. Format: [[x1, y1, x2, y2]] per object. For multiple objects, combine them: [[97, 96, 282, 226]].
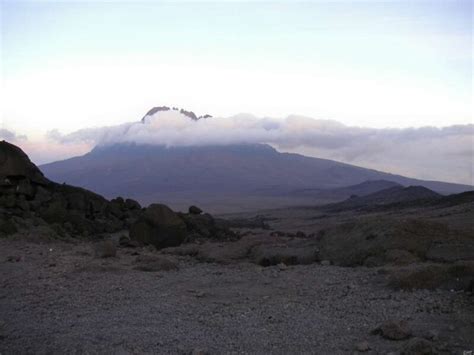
[[324, 185, 444, 211]]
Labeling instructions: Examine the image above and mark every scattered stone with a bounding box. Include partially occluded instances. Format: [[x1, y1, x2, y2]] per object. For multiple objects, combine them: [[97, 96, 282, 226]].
[[6, 255, 22, 262]]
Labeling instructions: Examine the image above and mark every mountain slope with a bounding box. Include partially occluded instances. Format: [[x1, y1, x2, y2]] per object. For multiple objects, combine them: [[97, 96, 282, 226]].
[[40, 142, 472, 212]]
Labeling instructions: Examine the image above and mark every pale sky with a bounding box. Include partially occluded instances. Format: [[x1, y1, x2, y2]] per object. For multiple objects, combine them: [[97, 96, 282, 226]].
[[0, 0, 473, 185], [1, 0, 472, 137]]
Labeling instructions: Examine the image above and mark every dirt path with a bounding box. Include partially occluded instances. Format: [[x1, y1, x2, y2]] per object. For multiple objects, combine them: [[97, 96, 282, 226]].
[[1, 239, 473, 354]]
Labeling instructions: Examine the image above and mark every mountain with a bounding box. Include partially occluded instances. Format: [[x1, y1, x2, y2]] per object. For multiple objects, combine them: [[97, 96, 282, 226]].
[[41, 140, 471, 212]]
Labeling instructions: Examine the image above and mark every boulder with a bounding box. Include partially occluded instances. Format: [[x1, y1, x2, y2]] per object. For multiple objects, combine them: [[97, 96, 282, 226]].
[[125, 198, 141, 210], [180, 213, 235, 241], [130, 204, 187, 249], [0, 141, 50, 185], [188, 205, 202, 215]]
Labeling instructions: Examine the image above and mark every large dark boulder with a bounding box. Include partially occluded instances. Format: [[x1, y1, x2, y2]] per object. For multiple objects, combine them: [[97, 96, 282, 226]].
[[0, 140, 49, 185], [130, 204, 187, 249], [188, 205, 202, 215]]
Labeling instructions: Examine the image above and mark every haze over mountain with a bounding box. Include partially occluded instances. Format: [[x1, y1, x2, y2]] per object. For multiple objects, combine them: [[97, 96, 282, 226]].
[[40, 108, 472, 212]]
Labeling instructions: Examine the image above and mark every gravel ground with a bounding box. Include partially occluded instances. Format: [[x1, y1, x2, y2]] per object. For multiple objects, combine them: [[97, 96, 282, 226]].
[[1, 238, 473, 354]]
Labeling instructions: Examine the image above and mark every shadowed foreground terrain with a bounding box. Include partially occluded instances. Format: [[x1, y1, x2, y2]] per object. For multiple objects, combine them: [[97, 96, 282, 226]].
[[1, 140, 473, 354], [1, 238, 473, 354]]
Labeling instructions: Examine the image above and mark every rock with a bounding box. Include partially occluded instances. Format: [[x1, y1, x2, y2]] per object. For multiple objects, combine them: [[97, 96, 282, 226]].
[[181, 213, 215, 238], [401, 337, 435, 355], [180, 212, 235, 241], [125, 198, 141, 210], [119, 235, 141, 248], [278, 263, 288, 271], [6, 255, 22, 262], [0, 141, 50, 185], [354, 341, 370, 352], [133, 255, 178, 272], [372, 320, 411, 340], [94, 240, 117, 258], [130, 204, 187, 249], [188, 205, 203, 215], [16, 179, 35, 199], [251, 243, 319, 266], [295, 231, 306, 238]]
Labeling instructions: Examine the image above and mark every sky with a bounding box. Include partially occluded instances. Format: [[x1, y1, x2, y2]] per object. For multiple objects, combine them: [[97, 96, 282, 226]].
[[0, 0, 472, 184]]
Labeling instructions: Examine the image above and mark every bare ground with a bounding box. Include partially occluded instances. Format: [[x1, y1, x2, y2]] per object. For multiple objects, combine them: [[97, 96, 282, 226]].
[[1, 238, 473, 354]]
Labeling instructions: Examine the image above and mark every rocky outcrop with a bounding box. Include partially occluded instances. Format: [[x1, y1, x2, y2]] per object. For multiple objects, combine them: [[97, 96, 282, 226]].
[[0, 140, 49, 185], [0, 141, 142, 238]]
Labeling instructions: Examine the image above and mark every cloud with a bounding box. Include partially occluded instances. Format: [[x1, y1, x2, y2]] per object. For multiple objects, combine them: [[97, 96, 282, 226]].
[[43, 110, 474, 185], [0, 128, 27, 142]]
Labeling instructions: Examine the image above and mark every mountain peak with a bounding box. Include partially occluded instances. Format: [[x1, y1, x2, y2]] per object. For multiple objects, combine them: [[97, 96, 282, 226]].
[[141, 106, 212, 123]]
